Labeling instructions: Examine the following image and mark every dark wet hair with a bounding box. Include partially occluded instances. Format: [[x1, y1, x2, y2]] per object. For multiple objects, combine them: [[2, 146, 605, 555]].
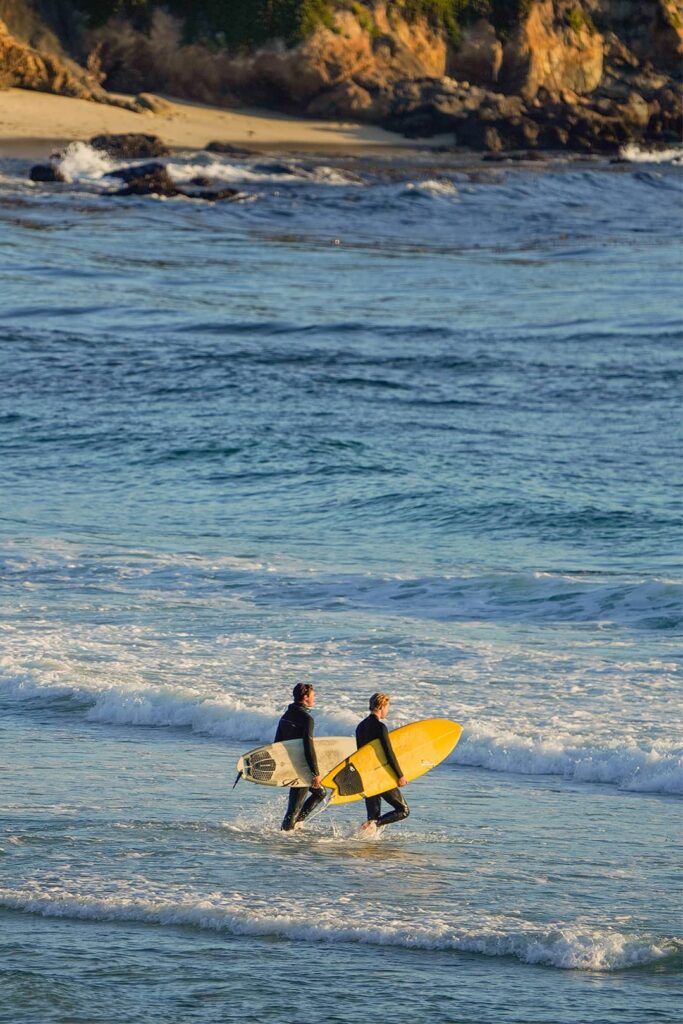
[[293, 683, 314, 703]]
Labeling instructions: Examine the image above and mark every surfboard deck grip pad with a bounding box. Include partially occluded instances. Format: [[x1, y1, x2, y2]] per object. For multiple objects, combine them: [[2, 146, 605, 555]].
[[245, 750, 277, 782], [333, 763, 364, 797]]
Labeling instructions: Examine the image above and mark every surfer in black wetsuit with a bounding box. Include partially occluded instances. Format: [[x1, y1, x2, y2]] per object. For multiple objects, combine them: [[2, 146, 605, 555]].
[[275, 683, 325, 831], [356, 692, 409, 833]]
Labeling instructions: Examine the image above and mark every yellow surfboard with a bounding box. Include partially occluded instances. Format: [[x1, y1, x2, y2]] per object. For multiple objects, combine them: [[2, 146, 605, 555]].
[[321, 718, 462, 805]]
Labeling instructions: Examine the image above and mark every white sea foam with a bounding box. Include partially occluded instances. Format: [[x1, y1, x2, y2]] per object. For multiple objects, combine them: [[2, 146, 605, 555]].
[[0, 672, 357, 740], [54, 141, 116, 183], [619, 143, 683, 165], [165, 159, 302, 185], [2, 670, 680, 794], [0, 884, 676, 971], [166, 158, 361, 186], [404, 179, 459, 198], [454, 721, 683, 795]]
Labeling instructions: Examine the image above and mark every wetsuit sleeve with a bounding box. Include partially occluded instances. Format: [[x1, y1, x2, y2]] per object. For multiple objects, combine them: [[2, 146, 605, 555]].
[[379, 722, 403, 780], [302, 714, 319, 776]]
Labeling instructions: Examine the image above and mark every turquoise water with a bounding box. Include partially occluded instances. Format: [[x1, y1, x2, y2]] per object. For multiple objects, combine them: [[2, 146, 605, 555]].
[[1, 145, 682, 1023]]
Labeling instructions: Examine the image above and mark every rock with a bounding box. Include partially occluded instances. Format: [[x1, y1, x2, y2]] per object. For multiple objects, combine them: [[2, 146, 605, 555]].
[[113, 167, 177, 196], [105, 162, 243, 201], [178, 187, 241, 202], [205, 142, 256, 156], [483, 126, 504, 152], [646, 84, 683, 140], [500, 0, 604, 99], [104, 162, 167, 183], [134, 92, 173, 114], [617, 91, 651, 128], [0, 17, 103, 98], [29, 164, 66, 183], [306, 80, 375, 120], [90, 134, 170, 159], [451, 19, 503, 87]]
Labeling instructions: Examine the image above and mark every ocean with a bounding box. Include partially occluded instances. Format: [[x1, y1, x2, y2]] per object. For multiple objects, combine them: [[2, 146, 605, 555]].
[[0, 140, 681, 1024]]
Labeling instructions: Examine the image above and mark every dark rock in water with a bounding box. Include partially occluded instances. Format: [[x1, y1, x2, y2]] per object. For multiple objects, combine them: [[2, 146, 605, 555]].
[[205, 141, 256, 157], [177, 187, 242, 202], [29, 163, 65, 182], [104, 162, 167, 183], [109, 165, 242, 202], [113, 168, 177, 197], [90, 134, 170, 159], [252, 161, 294, 175]]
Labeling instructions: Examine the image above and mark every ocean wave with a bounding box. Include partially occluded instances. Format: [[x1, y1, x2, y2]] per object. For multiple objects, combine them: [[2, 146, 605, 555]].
[[49, 145, 362, 190], [0, 673, 357, 741], [402, 179, 459, 198], [54, 142, 115, 183], [454, 722, 683, 795], [235, 568, 682, 630], [619, 143, 683, 165], [0, 884, 677, 971], [3, 541, 680, 630], [2, 675, 680, 795]]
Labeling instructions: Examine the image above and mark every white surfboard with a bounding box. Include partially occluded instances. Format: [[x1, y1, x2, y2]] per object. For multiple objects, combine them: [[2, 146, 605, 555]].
[[236, 737, 356, 788]]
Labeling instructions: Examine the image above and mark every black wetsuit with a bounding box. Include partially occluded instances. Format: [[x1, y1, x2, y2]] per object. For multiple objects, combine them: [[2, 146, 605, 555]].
[[355, 714, 409, 828], [275, 702, 324, 830]]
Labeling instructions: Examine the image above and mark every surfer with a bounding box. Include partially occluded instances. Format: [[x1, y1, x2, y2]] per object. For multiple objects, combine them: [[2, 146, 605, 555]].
[[356, 692, 409, 833], [275, 683, 325, 831]]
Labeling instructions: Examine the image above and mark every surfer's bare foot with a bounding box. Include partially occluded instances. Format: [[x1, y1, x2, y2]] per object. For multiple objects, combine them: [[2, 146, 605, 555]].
[[361, 820, 377, 835]]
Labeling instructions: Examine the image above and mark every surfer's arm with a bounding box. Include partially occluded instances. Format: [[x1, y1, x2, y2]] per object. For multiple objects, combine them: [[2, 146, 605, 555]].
[[379, 723, 404, 782], [302, 716, 320, 779]]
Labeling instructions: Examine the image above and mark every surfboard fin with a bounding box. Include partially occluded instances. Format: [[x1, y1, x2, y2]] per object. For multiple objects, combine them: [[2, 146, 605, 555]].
[[232, 770, 243, 790]]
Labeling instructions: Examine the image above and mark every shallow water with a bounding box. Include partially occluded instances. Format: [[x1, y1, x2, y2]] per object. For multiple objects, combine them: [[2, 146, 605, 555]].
[[1, 143, 682, 1023]]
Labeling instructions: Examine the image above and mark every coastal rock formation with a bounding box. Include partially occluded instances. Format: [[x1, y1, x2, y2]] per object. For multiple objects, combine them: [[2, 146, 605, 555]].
[[89, 133, 170, 159], [28, 150, 244, 201], [452, 19, 503, 88], [0, 15, 101, 97], [499, 0, 604, 98], [4, 1, 683, 154]]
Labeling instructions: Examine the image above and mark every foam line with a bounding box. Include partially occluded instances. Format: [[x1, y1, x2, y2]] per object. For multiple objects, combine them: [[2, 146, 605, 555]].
[[0, 886, 677, 972], [2, 674, 680, 795], [453, 723, 683, 795]]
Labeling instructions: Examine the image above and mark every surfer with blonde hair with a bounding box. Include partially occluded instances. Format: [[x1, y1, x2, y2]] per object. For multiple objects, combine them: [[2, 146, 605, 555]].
[[356, 692, 409, 834]]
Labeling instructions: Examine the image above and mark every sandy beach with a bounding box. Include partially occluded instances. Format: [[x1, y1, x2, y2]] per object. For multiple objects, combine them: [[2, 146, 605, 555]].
[[0, 87, 449, 158]]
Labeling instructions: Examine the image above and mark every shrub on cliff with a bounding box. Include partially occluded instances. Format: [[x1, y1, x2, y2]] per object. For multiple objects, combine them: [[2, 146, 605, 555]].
[[70, 1, 526, 50]]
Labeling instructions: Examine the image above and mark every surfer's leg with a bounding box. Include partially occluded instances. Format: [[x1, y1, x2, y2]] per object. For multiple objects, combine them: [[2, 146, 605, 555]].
[[296, 786, 326, 824], [281, 786, 308, 830], [376, 787, 409, 828], [364, 795, 381, 823]]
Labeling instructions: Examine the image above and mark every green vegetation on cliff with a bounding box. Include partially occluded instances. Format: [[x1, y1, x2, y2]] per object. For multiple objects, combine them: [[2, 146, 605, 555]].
[[71, 0, 533, 49]]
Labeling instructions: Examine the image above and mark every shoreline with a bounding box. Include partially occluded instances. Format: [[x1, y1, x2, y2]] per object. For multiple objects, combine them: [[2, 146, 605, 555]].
[[0, 88, 453, 160]]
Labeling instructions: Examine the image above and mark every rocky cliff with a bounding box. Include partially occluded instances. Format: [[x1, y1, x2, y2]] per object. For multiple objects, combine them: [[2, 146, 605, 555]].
[[1, 0, 682, 151], [0, 0, 105, 96]]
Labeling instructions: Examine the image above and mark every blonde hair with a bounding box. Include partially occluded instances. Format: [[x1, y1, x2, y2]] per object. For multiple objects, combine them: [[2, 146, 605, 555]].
[[369, 692, 390, 712]]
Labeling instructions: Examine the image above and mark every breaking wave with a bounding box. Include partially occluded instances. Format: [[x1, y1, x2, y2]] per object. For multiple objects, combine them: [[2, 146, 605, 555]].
[[1, 885, 678, 972], [2, 673, 680, 795], [619, 143, 683, 165]]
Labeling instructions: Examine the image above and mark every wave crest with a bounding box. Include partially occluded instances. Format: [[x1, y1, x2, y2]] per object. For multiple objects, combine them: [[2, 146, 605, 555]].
[[2, 674, 680, 795], [0, 884, 677, 971]]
